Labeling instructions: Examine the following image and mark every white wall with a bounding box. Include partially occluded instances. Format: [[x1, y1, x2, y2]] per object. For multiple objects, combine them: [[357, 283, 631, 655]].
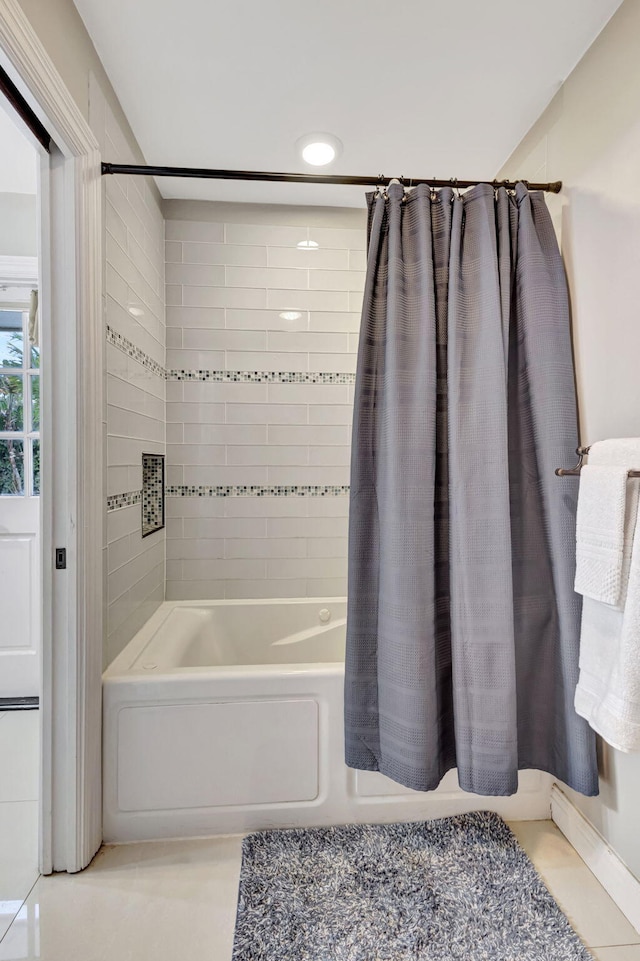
[[163, 200, 365, 600], [499, 0, 640, 882], [90, 76, 166, 668]]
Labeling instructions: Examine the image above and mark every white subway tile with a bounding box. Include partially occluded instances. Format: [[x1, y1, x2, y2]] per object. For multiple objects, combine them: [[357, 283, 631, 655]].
[[183, 424, 266, 445], [183, 466, 268, 485], [308, 352, 357, 373], [182, 559, 266, 581], [224, 497, 308, 518], [349, 249, 366, 271], [107, 504, 140, 543], [166, 306, 225, 328], [309, 311, 361, 333], [166, 581, 226, 600], [225, 223, 304, 246], [166, 538, 224, 560], [226, 308, 309, 331], [182, 516, 266, 538], [306, 577, 347, 597], [165, 241, 182, 263], [182, 242, 266, 266], [267, 425, 349, 445], [311, 226, 366, 250], [167, 402, 225, 424], [349, 291, 364, 313], [306, 498, 350, 517], [166, 327, 182, 348], [167, 498, 226, 519], [267, 288, 348, 312], [227, 445, 308, 466], [106, 201, 127, 251], [225, 350, 308, 372], [107, 465, 129, 496], [166, 349, 226, 369], [166, 423, 184, 444], [308, 446, 351, 466], [166, 285, 182, 306], [267, 557, 347, 579], [226, 266, 308, 290], [166, 521, 183, 545], [166, 263, 226, 287], [307, 537, 348, 557], [267, 330, 349, 354], [184, 285, 266, 309], [182, 381, 267, 404], [267, 465, 349, 485], [224, 538, 306, 559], [267, 383, 349, 404], [167, 444, 226, 466], [308, 404, 353, 425], [226, 580, 306, 599], [226, 403, 307, 425], [166, 219, 225, 242], [309, 269, 366, 292], [267, 515, 348, 538], [267, 246, 348, 270]]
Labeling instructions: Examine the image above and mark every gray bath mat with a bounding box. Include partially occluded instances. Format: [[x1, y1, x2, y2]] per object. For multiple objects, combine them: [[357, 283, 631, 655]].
[[232, 811, 593, 961]]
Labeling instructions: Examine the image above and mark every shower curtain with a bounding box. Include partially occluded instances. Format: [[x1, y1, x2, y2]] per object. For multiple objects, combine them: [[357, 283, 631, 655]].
[[345, 181, 598, 798]]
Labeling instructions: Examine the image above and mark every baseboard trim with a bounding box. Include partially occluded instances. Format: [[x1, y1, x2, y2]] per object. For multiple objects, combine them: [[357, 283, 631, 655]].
[[551, 784, 640, 934], [0, 696, 39, 711]]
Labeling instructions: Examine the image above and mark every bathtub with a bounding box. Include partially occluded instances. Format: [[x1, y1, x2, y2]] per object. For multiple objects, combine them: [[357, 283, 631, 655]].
[[103, 598, 552, 842]]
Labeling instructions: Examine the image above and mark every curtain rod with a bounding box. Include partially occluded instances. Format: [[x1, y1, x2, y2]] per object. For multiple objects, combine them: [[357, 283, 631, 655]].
[[0, 65, 50, 153], [100, 163, 562, 194]]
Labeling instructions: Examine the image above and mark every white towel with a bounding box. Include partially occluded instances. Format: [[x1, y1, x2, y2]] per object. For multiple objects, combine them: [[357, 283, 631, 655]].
[[574, 438, 640, 751], [574, 464, 628, 605]]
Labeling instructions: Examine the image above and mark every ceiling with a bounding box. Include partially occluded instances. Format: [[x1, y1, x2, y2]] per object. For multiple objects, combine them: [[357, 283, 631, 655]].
[[74, 0, 623, 207], [0, 99, 37, 195]]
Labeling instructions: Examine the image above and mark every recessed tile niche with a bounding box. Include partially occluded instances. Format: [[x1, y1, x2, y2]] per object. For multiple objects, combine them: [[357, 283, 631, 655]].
[[142, 453, 165, 537]]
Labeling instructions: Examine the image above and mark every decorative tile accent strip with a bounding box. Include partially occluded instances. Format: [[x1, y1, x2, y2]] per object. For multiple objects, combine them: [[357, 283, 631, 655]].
[[166, 484, 350, 498], [166, 369, 356, 384], [106, 325, 165, 379], [142, 453, 165, 536], [107, 490, 142, 512]]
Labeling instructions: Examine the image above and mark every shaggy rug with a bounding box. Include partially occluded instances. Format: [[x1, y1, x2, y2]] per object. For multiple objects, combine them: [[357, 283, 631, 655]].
[[232, 811, 593, 961]]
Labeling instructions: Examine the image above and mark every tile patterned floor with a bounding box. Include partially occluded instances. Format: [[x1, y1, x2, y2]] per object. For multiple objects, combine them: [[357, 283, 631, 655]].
[[0, 710, 638, 959]]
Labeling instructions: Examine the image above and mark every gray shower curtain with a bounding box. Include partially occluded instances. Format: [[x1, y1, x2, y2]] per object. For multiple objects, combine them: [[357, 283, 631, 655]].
[[345, 181, 598, 797]]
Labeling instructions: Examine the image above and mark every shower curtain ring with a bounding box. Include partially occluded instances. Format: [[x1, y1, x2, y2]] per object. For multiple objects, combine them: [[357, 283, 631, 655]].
[[451, 177, 461, 200]]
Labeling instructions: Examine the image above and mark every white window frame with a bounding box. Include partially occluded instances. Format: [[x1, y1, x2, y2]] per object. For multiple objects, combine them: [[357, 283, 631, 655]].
[[0, 303, 40, 497], [0, 0, 103, 872]]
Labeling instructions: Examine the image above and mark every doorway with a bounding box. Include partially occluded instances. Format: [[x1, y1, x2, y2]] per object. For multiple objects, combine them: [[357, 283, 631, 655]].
[[0, 92, 41, 939]]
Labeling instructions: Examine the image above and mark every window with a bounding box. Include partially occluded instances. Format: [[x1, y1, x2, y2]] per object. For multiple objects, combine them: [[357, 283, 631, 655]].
[[0, 307, 39, 496]]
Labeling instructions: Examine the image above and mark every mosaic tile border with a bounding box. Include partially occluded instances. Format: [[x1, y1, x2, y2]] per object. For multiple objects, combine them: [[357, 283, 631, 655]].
[[166, 369, 356, 384], [107, 489, 142, 512], [106, 325, 165, 379], [166, 484, 350, 498], [107, 327, 356, 386]]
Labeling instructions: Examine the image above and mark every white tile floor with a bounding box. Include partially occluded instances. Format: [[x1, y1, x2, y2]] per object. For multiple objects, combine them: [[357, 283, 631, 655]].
[[0, 711, 39, 946], [1, 710, 639, 960]]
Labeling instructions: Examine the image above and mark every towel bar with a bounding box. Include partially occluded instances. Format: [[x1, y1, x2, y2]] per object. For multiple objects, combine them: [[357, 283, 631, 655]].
[[555, 446, 640, 478]]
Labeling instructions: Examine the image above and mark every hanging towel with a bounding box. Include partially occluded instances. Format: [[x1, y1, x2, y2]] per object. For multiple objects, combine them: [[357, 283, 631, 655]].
[[574, 464, 628, 605], [574, 438, 640, 752]]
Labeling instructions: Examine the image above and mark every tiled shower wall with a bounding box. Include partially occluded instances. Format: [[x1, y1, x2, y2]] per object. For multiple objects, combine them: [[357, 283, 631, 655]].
[[89, 75, 166, 667], [163, 201, 366, 600]]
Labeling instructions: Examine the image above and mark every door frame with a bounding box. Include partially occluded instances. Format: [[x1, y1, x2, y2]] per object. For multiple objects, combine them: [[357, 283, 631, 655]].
[[0, 0, 103, 872]]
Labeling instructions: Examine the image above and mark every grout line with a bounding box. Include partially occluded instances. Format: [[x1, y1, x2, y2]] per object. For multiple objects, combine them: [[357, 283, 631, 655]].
[[0, 873, 40, 946]]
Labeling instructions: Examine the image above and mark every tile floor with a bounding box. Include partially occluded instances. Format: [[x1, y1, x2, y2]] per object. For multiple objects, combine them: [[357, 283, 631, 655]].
[[0, 710, 638, 960]]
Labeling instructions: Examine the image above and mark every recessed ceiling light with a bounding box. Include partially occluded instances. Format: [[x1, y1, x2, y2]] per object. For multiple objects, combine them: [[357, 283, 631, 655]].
[[279, 311, 302, 322], [128, 305, 144, 317], [296, 132, 343, 167], [297, 240, 319, 250]]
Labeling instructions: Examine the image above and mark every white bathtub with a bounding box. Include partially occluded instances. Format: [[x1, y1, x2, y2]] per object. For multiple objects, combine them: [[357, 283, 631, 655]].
[[103, 598, 552, 842]]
